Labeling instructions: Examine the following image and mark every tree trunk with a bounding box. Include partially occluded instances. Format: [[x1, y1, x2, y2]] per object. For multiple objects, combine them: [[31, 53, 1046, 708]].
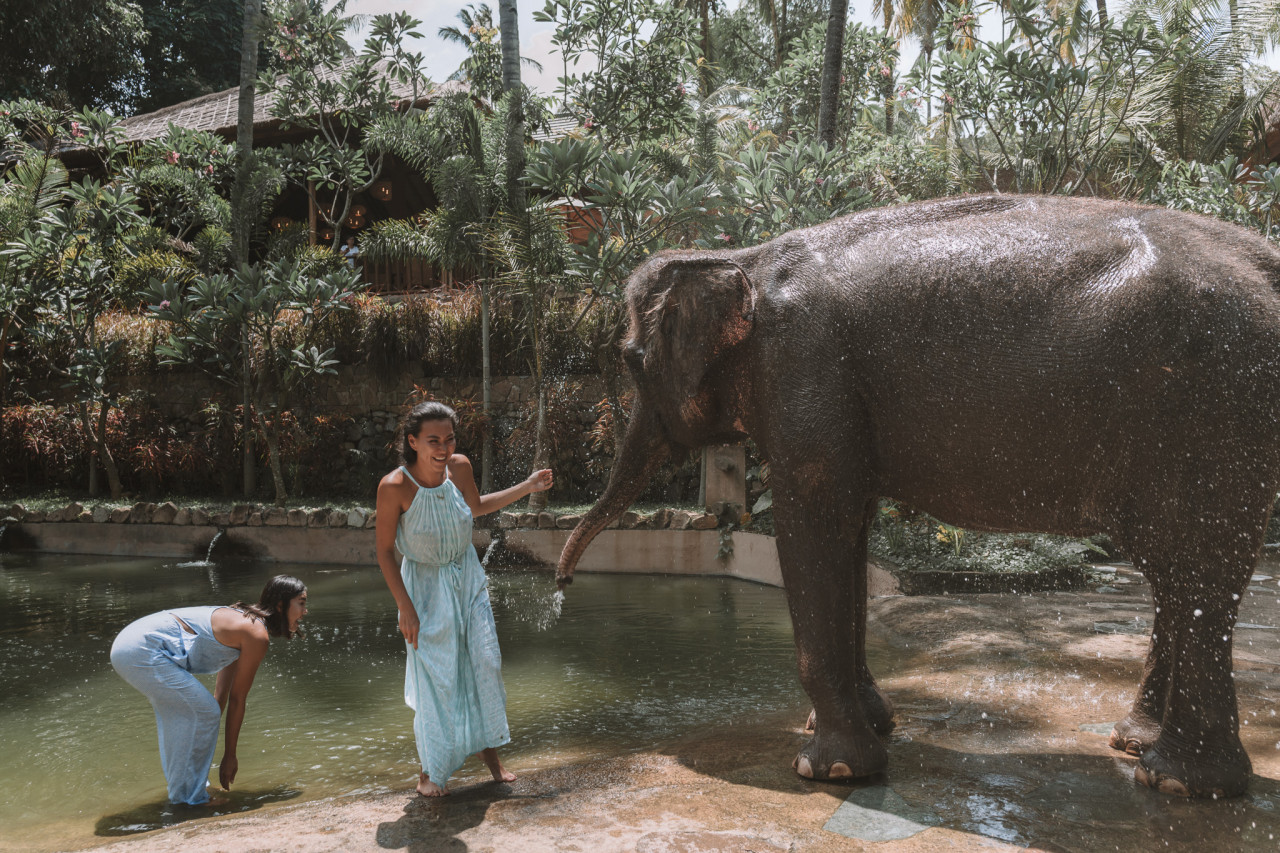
[[818, 0, 849, 149], [79, 402, 99, 497], [883, 3, 894, 137], [0, 317, 9, 490], [528, 303, 550, 512], [481, 280, 493, 493], [1096, 0, 1108, 28], [257, 410, 288, 506], [698, 0, 714, 97], [94, 398, 123, 499]]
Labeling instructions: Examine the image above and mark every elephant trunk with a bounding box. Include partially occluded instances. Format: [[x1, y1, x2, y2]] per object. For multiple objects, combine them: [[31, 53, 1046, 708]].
[[556, 401, 670, 589]]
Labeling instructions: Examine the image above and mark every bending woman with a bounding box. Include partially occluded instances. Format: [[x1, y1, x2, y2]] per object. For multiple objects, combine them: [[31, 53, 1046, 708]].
[[376, 401, 552, 796], [110, 575, 308, 805]]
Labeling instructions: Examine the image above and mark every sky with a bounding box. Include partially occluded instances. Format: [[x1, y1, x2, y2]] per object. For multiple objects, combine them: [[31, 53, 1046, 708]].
[[346, 0, 1280, 99], [346, 0, 924, 98]]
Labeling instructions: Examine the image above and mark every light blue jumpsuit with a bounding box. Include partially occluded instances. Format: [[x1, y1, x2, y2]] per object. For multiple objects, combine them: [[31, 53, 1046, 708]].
[[110, 606, 240, 805], [397, 466, 510, 786]]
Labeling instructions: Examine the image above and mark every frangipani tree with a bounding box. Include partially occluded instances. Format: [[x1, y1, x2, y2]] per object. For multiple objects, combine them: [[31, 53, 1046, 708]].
[[147, 259, 364, 505], [259, 0, 430, 249]]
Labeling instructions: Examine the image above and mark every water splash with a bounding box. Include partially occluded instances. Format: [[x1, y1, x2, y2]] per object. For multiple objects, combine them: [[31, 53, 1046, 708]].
[[480, 531, 502, 568], [176, 528, 225, 569], [491, 571, 565, 631]]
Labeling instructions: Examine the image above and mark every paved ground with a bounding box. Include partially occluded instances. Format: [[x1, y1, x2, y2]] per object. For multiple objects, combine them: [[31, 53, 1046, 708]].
[[94, 564, 1280, 853]]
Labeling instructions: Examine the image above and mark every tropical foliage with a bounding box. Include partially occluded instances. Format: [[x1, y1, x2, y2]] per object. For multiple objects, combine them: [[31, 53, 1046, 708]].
[[6, 0, 1280, 515]]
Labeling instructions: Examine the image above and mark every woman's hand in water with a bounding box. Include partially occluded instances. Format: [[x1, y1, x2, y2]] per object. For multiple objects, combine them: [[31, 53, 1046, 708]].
[[219, 753, 238, 789], [525, 469, 553, 493], [399, 607, 421, 649]]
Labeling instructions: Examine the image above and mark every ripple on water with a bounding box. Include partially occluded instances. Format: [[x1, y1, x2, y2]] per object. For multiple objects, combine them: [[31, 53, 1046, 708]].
[[0, 556, 805, 852]]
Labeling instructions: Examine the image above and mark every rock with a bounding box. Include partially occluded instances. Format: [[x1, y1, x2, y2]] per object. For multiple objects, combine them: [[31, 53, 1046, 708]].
[[328, 510, 347, 528], [64, 502, 85, 522], [7, 504, 25, 522], [152, 502, 178, 525], [556, 514, 583, 530], [190, 508, 210, 526], [248, 511, 264, 527], [691, 513, 719, 530], [307, 509, 329, 528], [173, 508, 192, 526], [516, 513, 538, 528], [537, 512, 557, 530], [497, 512, 517, 530], [129, 502, 153, 524], [650, 508, 673, 529], [670, 510, 694, 530], [77, 509, 93, 523], [617, 511, 641, 530], [92, 505, 111, 523], [264, 508, 289, 527], [363, 510, 378, 529], [229, 504, 252, 525], [109, 507, 130, 524], [25, 510, 45, 523], [288, 509, 308, 527], [211, 512, 231, 526], [347, 509, 368, 529]]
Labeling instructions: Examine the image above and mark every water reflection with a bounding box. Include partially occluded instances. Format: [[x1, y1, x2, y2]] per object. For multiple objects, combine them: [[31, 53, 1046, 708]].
[[0, 553, 802, 851]]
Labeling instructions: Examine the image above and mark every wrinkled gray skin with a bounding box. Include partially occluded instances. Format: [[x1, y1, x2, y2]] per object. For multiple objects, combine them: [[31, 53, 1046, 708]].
[[557, 194, 1280, 798]]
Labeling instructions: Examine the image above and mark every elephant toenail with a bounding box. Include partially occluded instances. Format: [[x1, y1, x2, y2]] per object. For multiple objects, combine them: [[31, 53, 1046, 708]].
[[794, 756, 814, 778], [829, 761, 854, 779], [1157, 777, 1191, 797]]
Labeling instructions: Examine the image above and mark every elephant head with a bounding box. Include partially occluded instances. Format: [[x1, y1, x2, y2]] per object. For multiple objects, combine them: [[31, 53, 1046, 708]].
[[556, 254, 756, 588]]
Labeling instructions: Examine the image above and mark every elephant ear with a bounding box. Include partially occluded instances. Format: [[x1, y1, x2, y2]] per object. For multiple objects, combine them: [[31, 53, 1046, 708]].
[[645, 258, 755, 400]]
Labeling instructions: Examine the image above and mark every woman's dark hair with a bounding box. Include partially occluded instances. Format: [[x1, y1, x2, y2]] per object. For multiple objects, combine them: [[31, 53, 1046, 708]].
[[234, 574, 306, 639], [399, 401, 459, 465]]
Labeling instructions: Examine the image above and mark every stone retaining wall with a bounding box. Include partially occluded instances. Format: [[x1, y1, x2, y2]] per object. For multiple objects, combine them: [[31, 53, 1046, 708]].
[[0, 502, 902, 595]]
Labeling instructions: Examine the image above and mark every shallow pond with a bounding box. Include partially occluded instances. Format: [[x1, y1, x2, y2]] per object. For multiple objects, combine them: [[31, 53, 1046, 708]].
[[0, 552, 806, 851]]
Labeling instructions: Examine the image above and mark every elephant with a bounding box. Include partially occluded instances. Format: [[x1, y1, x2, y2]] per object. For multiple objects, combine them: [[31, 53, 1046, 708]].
[[555, 193, 1280, 799]]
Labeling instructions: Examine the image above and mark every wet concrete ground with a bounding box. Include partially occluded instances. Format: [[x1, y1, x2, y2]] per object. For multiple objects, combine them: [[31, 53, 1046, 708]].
[[96, 564, 1280, 852]]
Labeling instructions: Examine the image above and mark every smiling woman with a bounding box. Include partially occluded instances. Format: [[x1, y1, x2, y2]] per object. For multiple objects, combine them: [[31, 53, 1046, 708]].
[[375, 400, 552, 796], [108, 575, 308, 806]]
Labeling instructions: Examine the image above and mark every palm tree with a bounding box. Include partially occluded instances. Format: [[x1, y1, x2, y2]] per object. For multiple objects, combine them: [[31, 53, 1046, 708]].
[[1127, 0, 1280, 163], [438, 3, 542, 104], [497, 0, 524, 497], [233, 0, 262, 496]]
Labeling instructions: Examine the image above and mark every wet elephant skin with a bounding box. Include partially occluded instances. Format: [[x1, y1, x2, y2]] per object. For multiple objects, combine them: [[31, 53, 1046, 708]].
[[557, 194, 1280, 799]]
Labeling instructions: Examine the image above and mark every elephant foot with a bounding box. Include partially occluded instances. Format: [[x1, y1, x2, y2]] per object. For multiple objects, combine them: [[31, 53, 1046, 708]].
[[803, 684, 895, 738], [1133, 738, 1252, 799], [1109, 711, 1161, 757], [792, 728, 888, 782]]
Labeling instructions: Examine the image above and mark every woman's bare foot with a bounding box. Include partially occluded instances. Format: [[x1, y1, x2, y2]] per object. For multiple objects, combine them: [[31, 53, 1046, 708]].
[[479, 747, 517, 784], [416, 772, 448, 797]]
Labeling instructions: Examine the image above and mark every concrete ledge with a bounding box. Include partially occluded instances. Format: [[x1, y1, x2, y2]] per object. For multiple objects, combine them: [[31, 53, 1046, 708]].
[[2, 522, 900, 594]]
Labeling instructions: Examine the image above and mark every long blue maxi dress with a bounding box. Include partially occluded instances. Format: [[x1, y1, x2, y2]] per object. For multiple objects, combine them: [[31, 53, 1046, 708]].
[[110, 606, 240, 804], [396, 465, 510, 785]]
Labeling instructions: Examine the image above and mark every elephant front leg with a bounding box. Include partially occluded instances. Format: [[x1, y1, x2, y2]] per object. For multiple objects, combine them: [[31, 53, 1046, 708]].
[[805, 499, 895, 737], [775, 483, 888, 781]]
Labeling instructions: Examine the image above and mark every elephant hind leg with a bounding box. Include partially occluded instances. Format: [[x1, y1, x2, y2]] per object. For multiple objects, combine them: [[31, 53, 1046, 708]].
[[1113, 505, 1263, 798]]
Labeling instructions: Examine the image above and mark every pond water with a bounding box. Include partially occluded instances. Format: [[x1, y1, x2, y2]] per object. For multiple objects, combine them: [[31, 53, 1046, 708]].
[[0, 552, 807, 852]]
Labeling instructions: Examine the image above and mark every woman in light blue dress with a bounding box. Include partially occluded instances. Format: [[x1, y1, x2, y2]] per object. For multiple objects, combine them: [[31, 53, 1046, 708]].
[[110, 575, 308, 805], [376, 401, 553, 797]]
